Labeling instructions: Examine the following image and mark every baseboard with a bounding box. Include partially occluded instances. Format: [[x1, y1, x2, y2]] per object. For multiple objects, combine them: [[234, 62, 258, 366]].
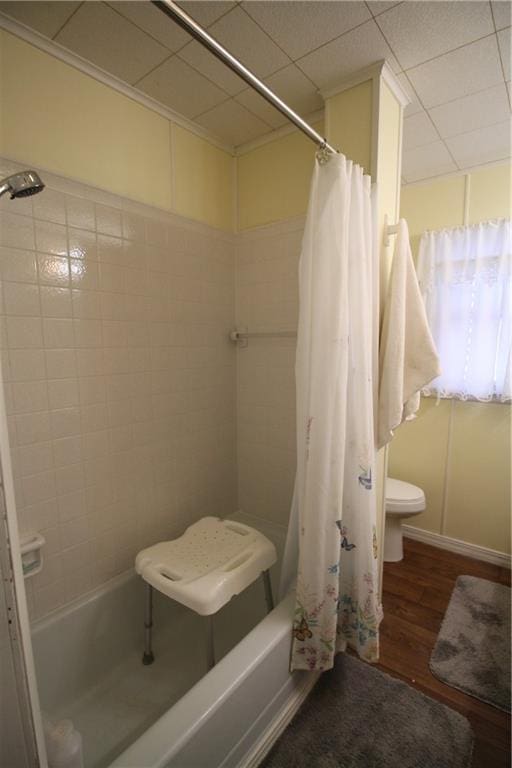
[[239, 672, 320, 768], [402, 525, 511, 568]]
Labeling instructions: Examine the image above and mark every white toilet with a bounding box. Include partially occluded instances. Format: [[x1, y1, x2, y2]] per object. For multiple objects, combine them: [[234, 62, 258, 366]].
[[384, 478, 426, 562]]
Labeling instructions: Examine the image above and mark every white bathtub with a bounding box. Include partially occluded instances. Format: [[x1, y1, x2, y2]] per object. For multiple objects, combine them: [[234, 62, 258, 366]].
[[31, 515, 315, 768], [111, 591, 316, 768]]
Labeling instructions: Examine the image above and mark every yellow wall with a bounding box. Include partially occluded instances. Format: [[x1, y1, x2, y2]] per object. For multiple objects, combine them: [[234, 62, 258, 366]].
[[237, 78, 376, 231], [0, 30, 234, 231], [390, 162, 512, 555], [325, 80, 373, 174], [236, 122, 322, 231]]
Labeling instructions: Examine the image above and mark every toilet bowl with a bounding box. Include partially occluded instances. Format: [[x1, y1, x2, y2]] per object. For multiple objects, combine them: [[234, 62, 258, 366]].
[[384, 478, 425, 563]]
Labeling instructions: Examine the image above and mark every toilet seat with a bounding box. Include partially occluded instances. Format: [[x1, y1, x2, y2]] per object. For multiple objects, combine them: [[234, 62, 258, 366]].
[[385, 478, 425, 515]]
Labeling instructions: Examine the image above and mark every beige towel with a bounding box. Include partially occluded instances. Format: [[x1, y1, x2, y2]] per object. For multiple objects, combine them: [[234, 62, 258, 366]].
[[377, 219, 441, 449]]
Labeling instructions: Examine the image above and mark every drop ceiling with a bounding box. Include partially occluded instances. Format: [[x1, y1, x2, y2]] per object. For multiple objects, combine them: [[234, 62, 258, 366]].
[[0, 0, 510, 183]]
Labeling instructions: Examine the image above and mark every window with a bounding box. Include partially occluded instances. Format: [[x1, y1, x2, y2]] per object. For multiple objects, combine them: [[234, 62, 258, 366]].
[[417, 218, 511, 402]]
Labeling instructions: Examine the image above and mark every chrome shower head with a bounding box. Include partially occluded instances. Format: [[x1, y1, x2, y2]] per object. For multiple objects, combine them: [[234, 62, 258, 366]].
[[0, 170, 45, 200]]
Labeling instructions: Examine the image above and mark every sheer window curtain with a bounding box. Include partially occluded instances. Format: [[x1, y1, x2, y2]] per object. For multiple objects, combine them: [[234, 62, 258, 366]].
[[417, 219, 511, 402]]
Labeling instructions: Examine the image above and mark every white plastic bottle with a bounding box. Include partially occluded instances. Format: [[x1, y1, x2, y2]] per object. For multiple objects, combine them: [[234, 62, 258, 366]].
[[44, 718, 84, 768]]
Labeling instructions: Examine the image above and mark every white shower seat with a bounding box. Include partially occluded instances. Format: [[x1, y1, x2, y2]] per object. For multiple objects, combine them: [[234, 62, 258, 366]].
[[135, 516, 277, 666]]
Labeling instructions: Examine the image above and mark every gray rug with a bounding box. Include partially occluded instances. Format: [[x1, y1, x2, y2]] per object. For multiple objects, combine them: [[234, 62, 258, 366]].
[[430, 575, 511, 712], [261, 654, 473, 768]]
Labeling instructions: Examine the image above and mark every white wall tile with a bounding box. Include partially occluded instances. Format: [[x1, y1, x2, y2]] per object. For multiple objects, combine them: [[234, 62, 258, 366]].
[[6, 317, 43, 348], [2, 170, 236, 622], [0, 212, 35, 251], [0, 248, 38, 284], [3, 283, 40, 316]]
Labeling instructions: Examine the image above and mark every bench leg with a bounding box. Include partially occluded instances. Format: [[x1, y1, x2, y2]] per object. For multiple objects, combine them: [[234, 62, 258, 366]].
[[262, 569, 274, 613], [142, 583, 155, 665], [205, 615, 215, 671]]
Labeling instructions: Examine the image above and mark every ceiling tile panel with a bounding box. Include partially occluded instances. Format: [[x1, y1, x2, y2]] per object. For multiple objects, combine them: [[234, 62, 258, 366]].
[[178, 40, 247, 96], [377, 1, 494, 70], [445, 120, 511, 168], [407, 35, 503, 108], [402, 141, 457, 183], [206, 6, 290, 79], [178, 1, 235, 28], [107, 1, 190, 51], [366, 2, 400, 17], [491, 1, 512, 31], [429, 84, 511, 139], [297, 19, 400, 90], [137, 56, 228, 117], [56, 2, 170, 84], [497, 27, 511, 81], [195, 99, 271, 145], [403, 111, 439, 150], [235, 64, 323, 128], [241, 1, 371, 60], [0, 1, 80, 38]]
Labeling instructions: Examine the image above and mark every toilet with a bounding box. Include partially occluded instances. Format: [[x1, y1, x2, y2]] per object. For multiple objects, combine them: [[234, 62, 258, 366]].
[[384, 478, 426, 563]]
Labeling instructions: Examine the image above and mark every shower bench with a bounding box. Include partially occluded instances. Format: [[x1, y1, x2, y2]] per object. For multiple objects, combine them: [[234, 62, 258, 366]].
[[135, 516, 277, 668]]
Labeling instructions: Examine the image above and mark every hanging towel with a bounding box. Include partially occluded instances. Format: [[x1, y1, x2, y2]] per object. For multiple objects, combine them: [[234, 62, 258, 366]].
[[377, 219, 441, 449]]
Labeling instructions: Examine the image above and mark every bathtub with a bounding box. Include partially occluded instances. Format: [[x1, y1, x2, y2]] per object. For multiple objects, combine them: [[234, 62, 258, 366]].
[[111, 591, 316, 768], [31, 515, 316, 768]]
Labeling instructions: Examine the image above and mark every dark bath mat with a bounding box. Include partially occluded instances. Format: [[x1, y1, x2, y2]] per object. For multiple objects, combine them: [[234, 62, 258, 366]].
[[261, 653, 473, 768], [430, 575, 511, 712]]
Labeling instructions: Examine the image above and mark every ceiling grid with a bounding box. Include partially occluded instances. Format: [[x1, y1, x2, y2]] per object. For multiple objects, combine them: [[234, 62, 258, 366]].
[[0, 0, 509, 182]]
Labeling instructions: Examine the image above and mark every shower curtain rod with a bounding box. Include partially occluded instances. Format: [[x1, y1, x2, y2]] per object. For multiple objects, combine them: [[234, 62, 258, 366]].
[[152, 0, 338, 156]]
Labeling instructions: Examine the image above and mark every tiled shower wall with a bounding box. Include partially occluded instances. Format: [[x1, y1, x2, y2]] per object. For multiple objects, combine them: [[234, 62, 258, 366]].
[[0, 159, 236, 620], [236, 218, 303, 531]]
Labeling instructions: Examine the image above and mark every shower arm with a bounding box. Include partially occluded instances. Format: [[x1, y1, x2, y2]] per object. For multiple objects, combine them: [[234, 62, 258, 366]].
[[152, 0, 338, 157]]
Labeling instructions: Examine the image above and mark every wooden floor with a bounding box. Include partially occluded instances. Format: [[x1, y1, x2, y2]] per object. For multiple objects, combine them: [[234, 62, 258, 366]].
[[378, 538, 511, 768]]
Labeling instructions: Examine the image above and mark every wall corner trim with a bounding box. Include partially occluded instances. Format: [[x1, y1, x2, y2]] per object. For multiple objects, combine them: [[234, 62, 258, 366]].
[[402, 525, 512, 568], [319, 59, 410, 108]]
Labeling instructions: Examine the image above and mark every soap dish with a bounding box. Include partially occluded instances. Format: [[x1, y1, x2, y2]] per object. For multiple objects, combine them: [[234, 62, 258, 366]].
[[20, 532, 45, 578]]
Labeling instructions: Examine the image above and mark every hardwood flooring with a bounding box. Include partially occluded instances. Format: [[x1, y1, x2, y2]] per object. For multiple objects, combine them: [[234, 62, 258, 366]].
[[378, 538, 511, 768]]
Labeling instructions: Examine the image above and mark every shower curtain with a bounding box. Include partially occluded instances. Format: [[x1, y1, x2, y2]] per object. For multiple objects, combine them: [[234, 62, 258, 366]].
[[281, 153, 382, 672]]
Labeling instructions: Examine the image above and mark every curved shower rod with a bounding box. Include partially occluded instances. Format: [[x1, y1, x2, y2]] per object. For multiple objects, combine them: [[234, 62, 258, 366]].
[[152, 0, 338, 157]]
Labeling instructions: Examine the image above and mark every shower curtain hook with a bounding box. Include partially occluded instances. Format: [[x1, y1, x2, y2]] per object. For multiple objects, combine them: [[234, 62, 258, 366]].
[[316, 141, 334, 165]]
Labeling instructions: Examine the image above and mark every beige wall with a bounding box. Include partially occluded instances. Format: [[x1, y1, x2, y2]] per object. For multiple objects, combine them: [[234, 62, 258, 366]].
[[389, 162, 512, 555], [237, 78, 376, 232], [0, 31, 235, 231], [0, 157, 236, 620], [237, 123, 322, 231]]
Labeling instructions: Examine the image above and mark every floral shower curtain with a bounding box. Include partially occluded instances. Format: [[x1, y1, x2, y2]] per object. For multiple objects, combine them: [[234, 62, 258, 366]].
[[281, 152, 382, 672]]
